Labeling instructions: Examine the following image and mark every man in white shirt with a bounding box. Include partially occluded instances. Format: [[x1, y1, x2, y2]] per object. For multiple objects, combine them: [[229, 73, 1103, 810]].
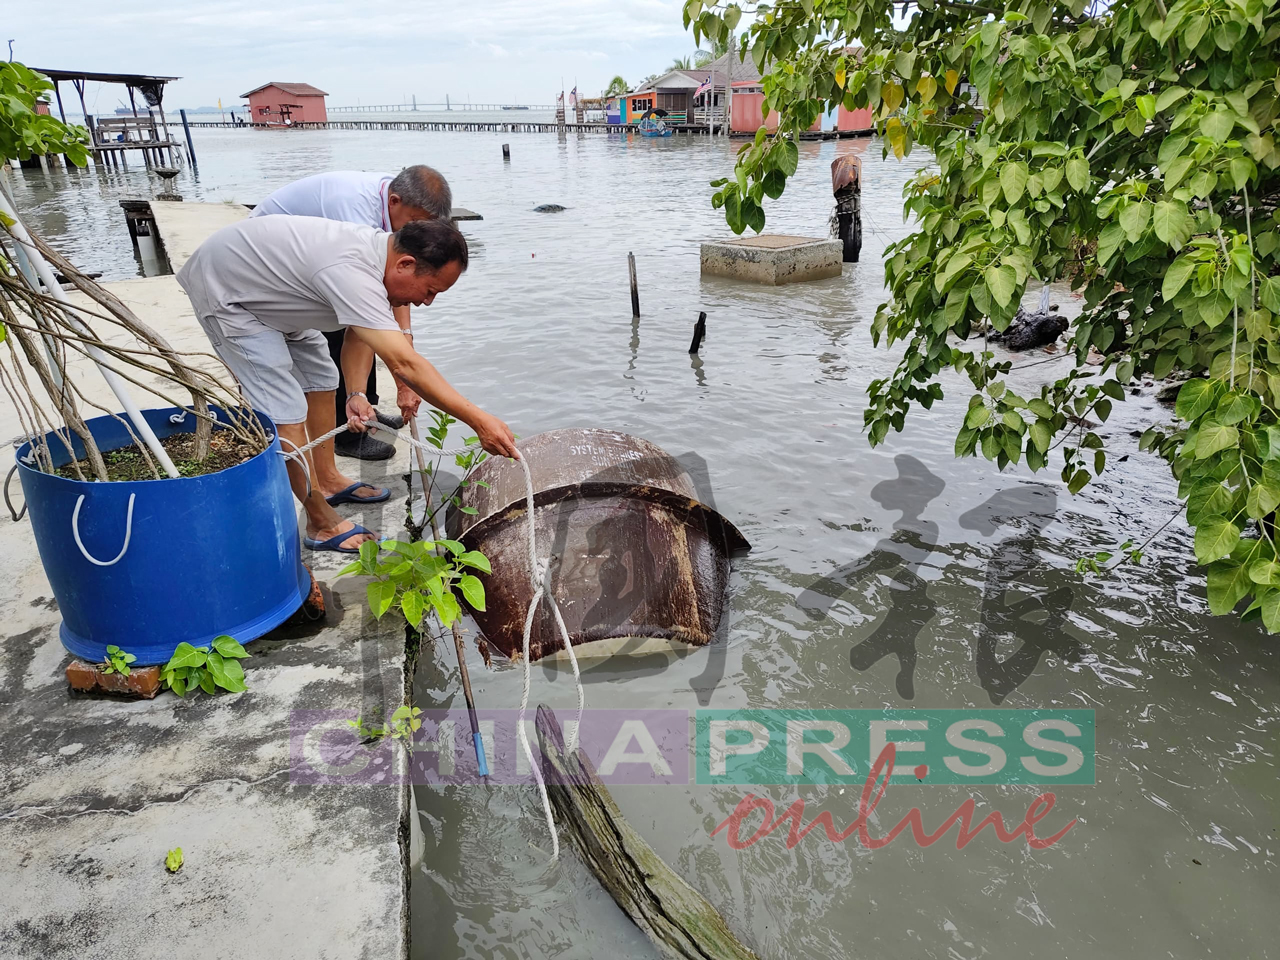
[[178, 214, 516, 553], [252, 165, 451, 461]]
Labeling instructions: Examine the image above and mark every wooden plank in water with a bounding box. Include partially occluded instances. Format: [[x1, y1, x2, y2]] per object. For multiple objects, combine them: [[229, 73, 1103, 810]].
[[536, 705, 761, 960]]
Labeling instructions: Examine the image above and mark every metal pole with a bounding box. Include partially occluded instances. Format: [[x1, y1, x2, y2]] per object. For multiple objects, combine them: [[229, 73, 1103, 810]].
[[180, 109, 197, 169], [0, 188, 180, 477], [628, 252, 640, 317], [410, 419, 489, 776], [725, 38, 734, 137]]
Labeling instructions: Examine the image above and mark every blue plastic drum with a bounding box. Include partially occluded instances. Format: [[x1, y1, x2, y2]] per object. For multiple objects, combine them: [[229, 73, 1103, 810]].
[[16, 407, 308, 666]]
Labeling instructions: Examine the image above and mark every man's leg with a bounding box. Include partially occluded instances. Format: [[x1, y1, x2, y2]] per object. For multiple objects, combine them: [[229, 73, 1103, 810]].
[[304, 389, 386, 500], [277, 420, 376, 549]]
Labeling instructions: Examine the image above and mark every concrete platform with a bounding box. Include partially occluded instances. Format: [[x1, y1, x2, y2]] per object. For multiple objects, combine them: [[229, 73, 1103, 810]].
[[0, 276, 414, 955], [148, 200, 251, 271], [700, 233, 843, 285]]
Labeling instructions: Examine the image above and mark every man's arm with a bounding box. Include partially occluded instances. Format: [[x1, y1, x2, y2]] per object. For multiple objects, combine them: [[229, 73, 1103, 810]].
[[389, 305, 422, 421], [347, 325, 518, 458]]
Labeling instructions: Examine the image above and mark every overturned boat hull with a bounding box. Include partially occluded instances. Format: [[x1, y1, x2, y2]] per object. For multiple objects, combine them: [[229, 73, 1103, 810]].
[[450, 429, 749, 662]]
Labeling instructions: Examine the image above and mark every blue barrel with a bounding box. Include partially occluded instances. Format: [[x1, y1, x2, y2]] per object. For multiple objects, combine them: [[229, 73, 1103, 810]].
[[16, 407, 308, 666]]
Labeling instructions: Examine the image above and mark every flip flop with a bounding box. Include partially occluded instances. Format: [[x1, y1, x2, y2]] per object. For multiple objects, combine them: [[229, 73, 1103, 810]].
[[325, 482, 391, 506], [304, 524, 380, 554]]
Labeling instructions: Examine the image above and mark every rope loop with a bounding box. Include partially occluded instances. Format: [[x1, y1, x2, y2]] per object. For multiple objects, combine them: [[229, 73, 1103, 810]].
[[72, 492, 136, 567]]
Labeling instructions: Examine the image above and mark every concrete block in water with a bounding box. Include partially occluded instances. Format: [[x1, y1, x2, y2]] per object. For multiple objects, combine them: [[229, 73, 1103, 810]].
[[700, 234, 843, 285]]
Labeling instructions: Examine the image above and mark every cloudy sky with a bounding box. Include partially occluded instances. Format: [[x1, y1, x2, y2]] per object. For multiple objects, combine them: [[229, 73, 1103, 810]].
[[8, 0, 706, 111]]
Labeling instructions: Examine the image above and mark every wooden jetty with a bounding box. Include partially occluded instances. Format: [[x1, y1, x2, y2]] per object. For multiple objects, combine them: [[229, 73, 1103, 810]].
[[35, 69, 186, 170], [183, 118, 868, 140]]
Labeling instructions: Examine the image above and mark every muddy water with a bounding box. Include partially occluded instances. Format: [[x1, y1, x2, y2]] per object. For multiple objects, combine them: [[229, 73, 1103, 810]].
[[8, 128, 1277, 958]]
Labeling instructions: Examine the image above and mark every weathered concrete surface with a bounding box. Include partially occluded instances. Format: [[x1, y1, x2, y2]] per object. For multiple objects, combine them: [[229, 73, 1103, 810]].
[[148, 200, 251, 271], [700, 234, 843, 285], [1, 269, 415, 957]]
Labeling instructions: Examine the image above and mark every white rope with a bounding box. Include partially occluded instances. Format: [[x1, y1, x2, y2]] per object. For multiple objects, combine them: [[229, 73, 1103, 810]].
[[72, 493, 136, 567], [294, 419, 585, 859]]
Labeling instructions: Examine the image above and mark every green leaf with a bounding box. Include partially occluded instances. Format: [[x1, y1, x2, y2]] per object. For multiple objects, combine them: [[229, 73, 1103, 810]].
[[437, 539, 465, 556], [219, 658, 247, 693], [1186, 479, 1234, 525], [165, 642, 207, 671], [212, 635, 250, 659], [966, 404, 992, 429], [1162, 257, 1196, 301], [1000, 161, 1029, 203], [1152, 200, 1193, 249], [1119, 201, 1151, 242], [1216, 391, 1258, 425], [457, 574, 486, 611], [984, 264, 1017, 307], [431, 591, 462, 627], [367, 580, 397, 619], [358, 539, 382, 567], [400, 589, 426, 628], [1065, 156, 1090, 192], [1249, 559, 1280, 586], [776, 139, 799, 177], [1207, 562, 1251, 614], [1029, 420, 1051, 452], [457, 550, 492, 573], [1247, 480, 1280, 520], [1028, 398, 1056, 419], [1175, 379, 1214, 421], [1263, 590, 1280, 633], [1194, 422, 1239, 459], [1194, 519, 1241, 564], [1198, 107, 1234, 142]]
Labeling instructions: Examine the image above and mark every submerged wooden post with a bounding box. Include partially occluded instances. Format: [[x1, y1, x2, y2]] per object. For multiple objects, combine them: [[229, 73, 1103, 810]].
[[689, 311, 707, 354], [536, 707, 761, 960], [628, 252, 640, 317], [502, 143, 510, 161], [830, 155, 862, 263]]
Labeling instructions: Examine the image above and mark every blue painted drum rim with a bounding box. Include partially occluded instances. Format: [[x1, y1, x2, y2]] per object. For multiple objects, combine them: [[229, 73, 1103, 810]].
[[15, 407, 308, 666]]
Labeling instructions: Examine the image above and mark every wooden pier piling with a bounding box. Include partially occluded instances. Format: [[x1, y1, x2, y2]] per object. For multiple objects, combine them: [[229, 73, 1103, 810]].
[[628, 253, 640, 318]]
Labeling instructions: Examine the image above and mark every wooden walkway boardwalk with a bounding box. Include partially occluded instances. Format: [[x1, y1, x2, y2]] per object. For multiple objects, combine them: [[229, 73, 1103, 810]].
[[185, 119, 873, 140]]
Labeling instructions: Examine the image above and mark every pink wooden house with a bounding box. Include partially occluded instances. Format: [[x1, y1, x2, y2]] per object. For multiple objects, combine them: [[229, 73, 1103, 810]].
[[240, 82, 328, 125]]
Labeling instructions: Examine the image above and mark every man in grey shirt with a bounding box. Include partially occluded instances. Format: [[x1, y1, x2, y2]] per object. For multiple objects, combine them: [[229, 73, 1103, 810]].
[[178, 214, 516, 552], [252, 165, 453, 461]]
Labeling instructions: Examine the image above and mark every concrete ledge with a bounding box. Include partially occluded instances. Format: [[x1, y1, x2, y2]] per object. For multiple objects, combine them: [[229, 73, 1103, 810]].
[[700, 234, 843, 285]]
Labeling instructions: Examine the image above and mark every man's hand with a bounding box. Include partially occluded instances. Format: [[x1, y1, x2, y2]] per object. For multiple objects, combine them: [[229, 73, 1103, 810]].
[[345, 393, 376, 433], [396, 380, 422, 423], [471, 411, 518, 459]]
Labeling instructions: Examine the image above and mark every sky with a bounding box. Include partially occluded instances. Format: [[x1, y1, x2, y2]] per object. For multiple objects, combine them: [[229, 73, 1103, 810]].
[[7, 0, 709, 111]]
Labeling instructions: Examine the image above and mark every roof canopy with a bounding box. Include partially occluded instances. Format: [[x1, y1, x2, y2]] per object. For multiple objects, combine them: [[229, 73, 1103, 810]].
[[240, 82, 328, 98], [34, 69, 180, 86]]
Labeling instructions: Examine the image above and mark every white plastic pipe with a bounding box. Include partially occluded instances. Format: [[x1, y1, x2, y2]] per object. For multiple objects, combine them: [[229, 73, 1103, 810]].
[[0, 185, 180, 477]]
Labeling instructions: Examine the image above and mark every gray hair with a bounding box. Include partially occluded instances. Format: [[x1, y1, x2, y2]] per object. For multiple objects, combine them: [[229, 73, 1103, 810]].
[[388, 164, 453, 220]]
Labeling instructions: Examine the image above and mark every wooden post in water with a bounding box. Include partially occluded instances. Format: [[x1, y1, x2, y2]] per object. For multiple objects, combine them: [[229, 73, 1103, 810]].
[[502, 143, 510, 161], [689, 311, 707, 354], [627, 252, 640, 317], [179, 109, 197, 170]]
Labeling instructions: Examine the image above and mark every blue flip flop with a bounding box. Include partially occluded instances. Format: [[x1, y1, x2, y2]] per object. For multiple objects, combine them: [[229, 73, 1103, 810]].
[[325, 482, 391, 506], [304, 524, 380, 554]]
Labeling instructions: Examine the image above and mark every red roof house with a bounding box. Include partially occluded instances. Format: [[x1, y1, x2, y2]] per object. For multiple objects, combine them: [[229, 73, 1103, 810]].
[[239, 82, 328, 125]]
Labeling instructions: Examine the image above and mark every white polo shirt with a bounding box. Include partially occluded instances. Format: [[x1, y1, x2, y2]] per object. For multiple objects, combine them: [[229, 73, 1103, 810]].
[[177, 215, 399, 337], [251, 171, 392, 230]]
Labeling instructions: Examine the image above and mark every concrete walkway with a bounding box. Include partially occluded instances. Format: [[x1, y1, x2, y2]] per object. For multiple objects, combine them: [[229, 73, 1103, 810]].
[[148, 200, 250, 271], [0, 213, 415, 958]]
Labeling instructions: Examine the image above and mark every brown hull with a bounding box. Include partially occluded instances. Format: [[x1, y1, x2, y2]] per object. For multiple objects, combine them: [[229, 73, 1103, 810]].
[[450, 430, 749, 662]]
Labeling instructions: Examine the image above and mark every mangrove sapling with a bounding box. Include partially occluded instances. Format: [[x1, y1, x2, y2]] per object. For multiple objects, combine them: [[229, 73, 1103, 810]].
[[101, 645, 137, 677], [159, 636, 250, 697], [338, 538, 490, 631], [165, 848, 183, 874], [348, 705, 423, 745]]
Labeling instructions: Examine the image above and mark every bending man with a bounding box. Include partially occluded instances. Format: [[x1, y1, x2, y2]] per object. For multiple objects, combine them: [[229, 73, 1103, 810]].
[[252, 165, 452, 461], [178, 214, 515, 552]]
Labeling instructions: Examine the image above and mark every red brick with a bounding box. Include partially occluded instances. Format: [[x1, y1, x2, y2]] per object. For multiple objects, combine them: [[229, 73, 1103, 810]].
[[65, 660, 162, 699]]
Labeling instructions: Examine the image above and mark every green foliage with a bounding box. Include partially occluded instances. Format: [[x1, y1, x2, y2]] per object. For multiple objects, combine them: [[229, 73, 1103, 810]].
[[0, 63, 90, 165], [692, 0, 1280, 630], [160, 636, 250, 697], [165, 848, 183, 873], [348, 705, 423, 745], [338, 538, 490, 630], [101, 644, 136, 676], [605, 76, 631, 97]]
